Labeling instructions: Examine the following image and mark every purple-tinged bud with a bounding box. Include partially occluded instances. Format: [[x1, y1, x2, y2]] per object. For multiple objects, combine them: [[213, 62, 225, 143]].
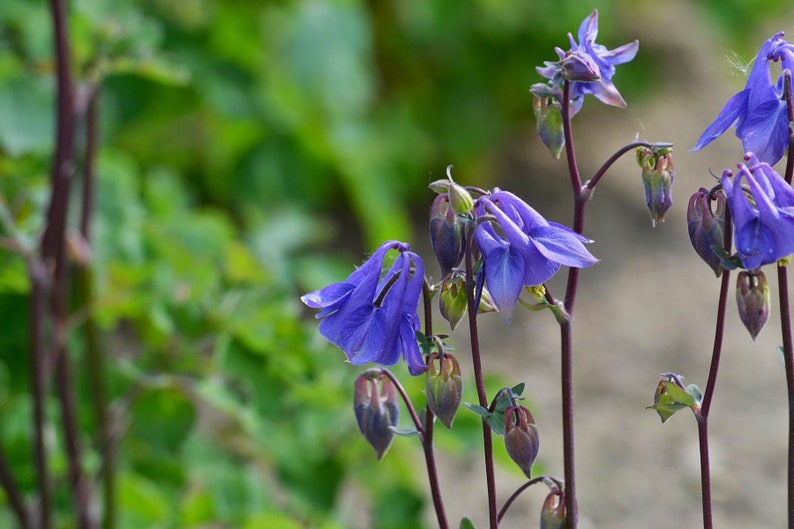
[[503, 405, 539, 478], [560, 50, 601, 82], [425, 353, 463, 429], [354, 371, 399, 460], [533, 95, 565, 160], [637, 147, 675, 227], [736, 270, 770, 340], [430, 194, 466, 277], [540, 490, 576, 529], [687, 188, 725, 276]]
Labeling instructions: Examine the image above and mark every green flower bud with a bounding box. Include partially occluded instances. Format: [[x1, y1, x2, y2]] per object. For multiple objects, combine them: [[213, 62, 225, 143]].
[[425, 353, 463, 429], [637, 147, 675, 227], [540, 490, 576, 529], [503, 405, 539, 478], [533, 95, 565, 160], [354, 371, 399, 459], [736, 270, 770, 340], [439, 277, 469, 330]]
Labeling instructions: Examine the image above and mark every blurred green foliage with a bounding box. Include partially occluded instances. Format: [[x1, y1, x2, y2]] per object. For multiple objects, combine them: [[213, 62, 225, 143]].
[[0, 0, 790, 528]]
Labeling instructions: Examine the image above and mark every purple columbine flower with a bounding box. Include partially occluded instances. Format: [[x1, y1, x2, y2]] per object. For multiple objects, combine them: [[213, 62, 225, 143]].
[[474, 190, 598, 322], [535, 9, 639, 115], [693, 33, 792, 165], [301, 241, 427, 375], [721, 153, 794, 270]]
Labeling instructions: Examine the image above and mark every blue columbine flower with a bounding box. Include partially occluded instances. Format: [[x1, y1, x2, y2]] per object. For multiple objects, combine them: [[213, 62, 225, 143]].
[[693, 33, 791, 165], [474, 190, 598, 322], [301, 241, 427, 375], [722, 153, 794, 269], [535, 9, 639, 115]]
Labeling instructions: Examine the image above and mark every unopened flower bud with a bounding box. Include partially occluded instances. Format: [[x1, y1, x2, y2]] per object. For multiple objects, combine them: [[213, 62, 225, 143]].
[[560, 50, 600, 82], [439, 277, 468, 329], [503, 405, 539, 478], [429, 194, 466, 276], [540, 490, 576, 529], [425, 353, 463, 429], [736, 270, 769, 340], [637, 147, 675, 227], [533, 95, 565, 160], [354, 371, 399, 459], [687, 188, 725, 276]]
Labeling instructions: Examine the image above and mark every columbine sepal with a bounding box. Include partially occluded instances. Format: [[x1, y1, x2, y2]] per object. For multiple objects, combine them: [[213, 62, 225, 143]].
[[503, 405, 539, 478], [687, 187, 726, 276], [533, 95, 565, 160], [636, 147, 674, 227], [354, 370, 399, 460], [736, 269, 770, 340], [647, 373, 702, 423], [540, 487, 576, 529], [425, 352, 463, 429], [430, 194, 467, 277]]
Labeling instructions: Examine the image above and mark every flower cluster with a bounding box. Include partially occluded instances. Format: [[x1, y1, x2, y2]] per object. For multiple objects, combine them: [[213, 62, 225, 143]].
[[301, 241, 426, 375], [721, 153, 794, 270], [693, 32, 794, 165]]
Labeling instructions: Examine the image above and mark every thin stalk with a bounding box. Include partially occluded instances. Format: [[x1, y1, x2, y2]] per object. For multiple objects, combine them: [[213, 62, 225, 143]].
[[27, 259, 52, 529], [464, 226, 498, 529], [497, 476, 549, 523], [78, 86, 114, 529], [695, 203, 732, 529], [420, 280, 449, 529], [558, 80, 581, 529], [779, 69, 794, 529]]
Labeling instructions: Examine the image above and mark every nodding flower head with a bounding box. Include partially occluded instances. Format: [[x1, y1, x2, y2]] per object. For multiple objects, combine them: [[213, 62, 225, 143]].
[[301, 241, 427, 375], [474, 189, 598, 322], [693, 32, 791, 165], [721, 153, 794, 270]]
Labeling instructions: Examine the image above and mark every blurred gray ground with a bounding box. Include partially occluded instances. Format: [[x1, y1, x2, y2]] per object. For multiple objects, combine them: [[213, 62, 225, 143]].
[[433, 2, 794, 528]]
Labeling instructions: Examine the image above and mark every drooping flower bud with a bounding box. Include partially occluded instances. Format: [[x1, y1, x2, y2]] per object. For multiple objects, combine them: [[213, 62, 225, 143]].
[[540, 489, 576, 529], [687, 188, 725, 276], [439, 276, 469, 330], [533, 95, 565, 160], [736, 270, 770, 340], [503, 405, 539, 478], [636, 147, 675, 227], [354, 371, 399, 459], [429, 194, 466, 277], [560, 50, 600, 82], [425, 352, 463, 429]]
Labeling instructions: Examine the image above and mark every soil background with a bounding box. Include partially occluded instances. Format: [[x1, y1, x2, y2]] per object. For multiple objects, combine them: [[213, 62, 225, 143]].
[[429, 3, 794, 528]]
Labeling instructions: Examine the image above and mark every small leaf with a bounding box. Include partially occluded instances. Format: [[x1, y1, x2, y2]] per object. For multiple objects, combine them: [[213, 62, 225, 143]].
[[463, 403, 491, 417], [460, 518, 477, 529], [511, 383, 525, 397], [390, 427, 419, 437]]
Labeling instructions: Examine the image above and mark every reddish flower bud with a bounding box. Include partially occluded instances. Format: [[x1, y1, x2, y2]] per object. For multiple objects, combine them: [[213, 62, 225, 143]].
[[354, 371, 399, 459], [687, 188, 725, 276], [540, 489, 576, 529], [429, 194, 466, 277], [503, 405, 539, 478], [425, 353, 463, 429], [736, 270, 770, 340]]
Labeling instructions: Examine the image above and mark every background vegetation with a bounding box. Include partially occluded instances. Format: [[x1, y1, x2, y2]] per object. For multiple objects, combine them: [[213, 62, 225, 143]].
[[0, 0, 790, 528]]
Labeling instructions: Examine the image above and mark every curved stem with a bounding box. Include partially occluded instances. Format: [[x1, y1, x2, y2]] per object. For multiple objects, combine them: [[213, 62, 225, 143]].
[[464, 225, 498, 529], [497, 475, 551, 523], [586, 141, 671, 192], [378, 369, 424, 433]]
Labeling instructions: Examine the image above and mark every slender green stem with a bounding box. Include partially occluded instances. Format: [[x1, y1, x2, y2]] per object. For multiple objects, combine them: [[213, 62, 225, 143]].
[[464, 225, 498, 529]]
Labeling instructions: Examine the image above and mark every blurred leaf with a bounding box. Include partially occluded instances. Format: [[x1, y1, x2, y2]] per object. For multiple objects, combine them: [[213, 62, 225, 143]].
[[460, 518, 477, 529]]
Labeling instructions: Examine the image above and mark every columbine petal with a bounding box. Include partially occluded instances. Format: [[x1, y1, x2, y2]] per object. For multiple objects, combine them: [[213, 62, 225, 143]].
[[530, 223, 600, 268], [693, 90, 748, 152]]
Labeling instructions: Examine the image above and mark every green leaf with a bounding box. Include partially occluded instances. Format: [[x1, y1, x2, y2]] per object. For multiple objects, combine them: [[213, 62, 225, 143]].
[[463, 403, 491, 417], [390, 427, 420, 437], [460, 518, 477, 529]]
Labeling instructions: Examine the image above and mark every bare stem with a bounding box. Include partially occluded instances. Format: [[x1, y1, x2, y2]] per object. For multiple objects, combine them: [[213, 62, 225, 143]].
[[464, 225, 498, 529], [497, 476, 551, 523]]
